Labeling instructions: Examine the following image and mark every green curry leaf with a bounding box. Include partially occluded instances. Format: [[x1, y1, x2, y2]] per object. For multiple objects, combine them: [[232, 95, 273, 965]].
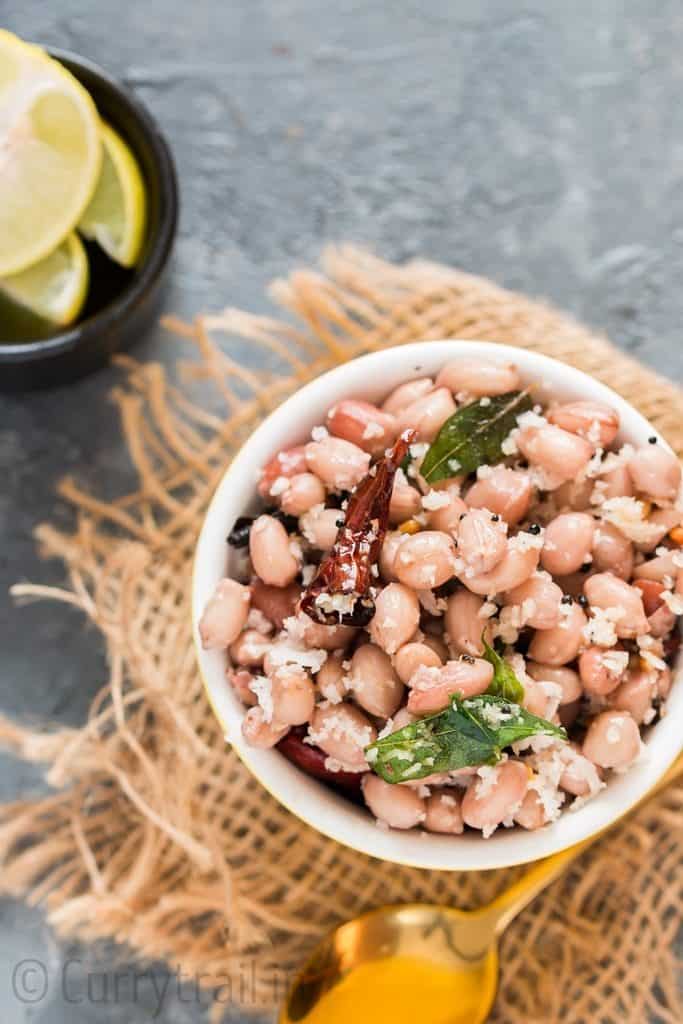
[[482, 639, 525, 703], [365, 694, 565, 784], [420, 389, 533, 484]]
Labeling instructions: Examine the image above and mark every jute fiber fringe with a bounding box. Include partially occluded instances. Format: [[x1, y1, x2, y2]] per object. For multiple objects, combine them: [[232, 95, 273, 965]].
[[2, 247, 683, 1023]]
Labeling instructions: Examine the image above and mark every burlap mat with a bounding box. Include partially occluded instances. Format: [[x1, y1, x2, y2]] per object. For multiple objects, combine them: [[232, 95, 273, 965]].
[[2, 247, 682, 1023]]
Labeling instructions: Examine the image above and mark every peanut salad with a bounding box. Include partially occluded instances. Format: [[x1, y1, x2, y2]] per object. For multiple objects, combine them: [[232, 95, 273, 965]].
[[199, 358, 683, 838]]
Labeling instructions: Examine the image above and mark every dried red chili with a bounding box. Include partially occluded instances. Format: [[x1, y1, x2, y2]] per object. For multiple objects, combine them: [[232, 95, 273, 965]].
[[277, 727, 362, 793], [300, 430, 416, 626]]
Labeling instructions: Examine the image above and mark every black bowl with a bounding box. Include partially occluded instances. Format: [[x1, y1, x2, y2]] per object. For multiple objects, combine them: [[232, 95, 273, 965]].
[[0, 48, 179, 391]]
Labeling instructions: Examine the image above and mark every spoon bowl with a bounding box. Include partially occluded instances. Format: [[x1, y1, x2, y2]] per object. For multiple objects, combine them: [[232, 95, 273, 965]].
[[282, 903, 499, 1024]]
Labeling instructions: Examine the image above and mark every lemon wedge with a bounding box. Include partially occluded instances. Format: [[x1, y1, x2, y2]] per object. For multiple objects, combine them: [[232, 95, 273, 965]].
[[79, 121, 147, 267], [0, 232, 89, 326], [0, 30, 102, 277]]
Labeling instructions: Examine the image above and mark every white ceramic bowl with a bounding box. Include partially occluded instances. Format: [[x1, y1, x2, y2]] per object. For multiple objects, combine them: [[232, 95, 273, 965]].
[[193, 341, 682, 870]]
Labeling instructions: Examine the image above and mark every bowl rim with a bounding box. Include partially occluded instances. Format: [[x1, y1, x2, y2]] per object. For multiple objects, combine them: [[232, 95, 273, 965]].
[[0, 46, 178, 362], [192, 340, 683, 871]]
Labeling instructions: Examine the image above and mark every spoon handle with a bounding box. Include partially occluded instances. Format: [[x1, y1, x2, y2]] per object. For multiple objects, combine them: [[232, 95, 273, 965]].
[[488, 751, 683, 937]]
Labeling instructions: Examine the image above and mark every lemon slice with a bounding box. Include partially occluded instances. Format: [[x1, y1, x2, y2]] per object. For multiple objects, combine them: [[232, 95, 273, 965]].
[[79, 121, 147, 267], [0, 30, 102, 277], [0, 232, 89, 326]]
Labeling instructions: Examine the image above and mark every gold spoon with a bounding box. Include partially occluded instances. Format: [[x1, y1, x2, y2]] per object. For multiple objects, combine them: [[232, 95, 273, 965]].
[[280, 752, 683, 1024]]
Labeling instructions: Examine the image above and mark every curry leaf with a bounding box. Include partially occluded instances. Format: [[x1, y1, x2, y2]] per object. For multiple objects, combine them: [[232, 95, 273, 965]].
[[482, 639, 525, 703], [420, 389, 533, 484], [365, 694, 565, 784]]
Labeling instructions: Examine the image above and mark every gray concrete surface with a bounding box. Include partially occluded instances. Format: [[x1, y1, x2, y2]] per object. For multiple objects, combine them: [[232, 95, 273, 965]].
[[2, 1, 683, 1020]]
